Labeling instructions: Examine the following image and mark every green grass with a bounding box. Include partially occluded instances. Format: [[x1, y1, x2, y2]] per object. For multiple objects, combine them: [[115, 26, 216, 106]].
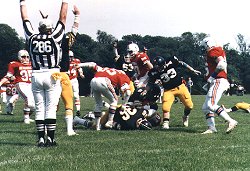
[[0, 95, 250, 171]]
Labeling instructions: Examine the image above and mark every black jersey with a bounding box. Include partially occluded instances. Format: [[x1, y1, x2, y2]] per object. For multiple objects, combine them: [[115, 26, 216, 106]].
[[114, 106, 148, 130], [115, 56, 135, 79], [148, 56, 183, 90]]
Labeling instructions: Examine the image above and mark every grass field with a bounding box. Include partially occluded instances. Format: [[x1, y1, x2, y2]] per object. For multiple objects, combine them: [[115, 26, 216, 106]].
[[0, 94, 250, 171]]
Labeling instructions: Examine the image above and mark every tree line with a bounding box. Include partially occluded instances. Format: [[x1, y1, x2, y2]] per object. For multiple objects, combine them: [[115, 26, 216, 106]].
[[1, 23, 250, 95]]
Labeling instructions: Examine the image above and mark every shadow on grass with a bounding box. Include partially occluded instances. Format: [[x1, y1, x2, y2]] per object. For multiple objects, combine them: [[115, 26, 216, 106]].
[[0, 141, 34, 146], [0, 120, 23, 123], [0, 130, 36, 135], [154, 126, 199, 133]]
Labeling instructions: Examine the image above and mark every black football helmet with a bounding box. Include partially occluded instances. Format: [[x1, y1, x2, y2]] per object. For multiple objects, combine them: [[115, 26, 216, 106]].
[[152, 56, 165, 72], [139, 120, 152, 130], [147, 112, 161, 127]]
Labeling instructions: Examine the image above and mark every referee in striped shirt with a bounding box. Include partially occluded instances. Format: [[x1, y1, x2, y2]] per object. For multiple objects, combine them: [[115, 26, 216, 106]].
[[20, 0, 69, 147]]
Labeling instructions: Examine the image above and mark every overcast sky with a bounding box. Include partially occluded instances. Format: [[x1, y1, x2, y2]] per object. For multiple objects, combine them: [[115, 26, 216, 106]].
[[1, 0, 250, 48]]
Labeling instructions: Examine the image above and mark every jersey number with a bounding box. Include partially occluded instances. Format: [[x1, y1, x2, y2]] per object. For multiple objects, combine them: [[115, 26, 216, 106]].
[[33, 40, 52, 53], [160, 68, 177, 83], [20, 70, 32, 82], [119, 107, 137, 121]]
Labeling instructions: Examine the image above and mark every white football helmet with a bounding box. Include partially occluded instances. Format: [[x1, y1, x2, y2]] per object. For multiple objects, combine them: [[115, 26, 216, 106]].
[[18, 50, 30, 64], [127, 43, 139, 57], [38, 18, 53, 34], [202, 37, 218, 49]]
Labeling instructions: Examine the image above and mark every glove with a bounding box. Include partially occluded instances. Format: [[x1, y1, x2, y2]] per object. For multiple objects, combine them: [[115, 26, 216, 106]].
[[207, 76, 215, 83]]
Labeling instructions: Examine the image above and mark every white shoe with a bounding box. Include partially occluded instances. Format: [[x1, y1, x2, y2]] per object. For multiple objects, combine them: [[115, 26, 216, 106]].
[[246, 108, 250, 113], [29, 119, 35, 123], [226, 120, 238, 134], [162, 121, 169, 129], [201, 129, 217, 134], [182, 116, 189, 127], [24, 118, 35, 124], [67, 131, 78, 136], [105, 121, 113, 129]]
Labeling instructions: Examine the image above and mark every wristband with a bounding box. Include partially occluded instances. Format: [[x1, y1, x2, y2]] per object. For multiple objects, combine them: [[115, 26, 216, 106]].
[[20, 1, 26, 6], [74, 15, 80, 24], [62, 0, 69, 3], [211, 72, 217, 78]]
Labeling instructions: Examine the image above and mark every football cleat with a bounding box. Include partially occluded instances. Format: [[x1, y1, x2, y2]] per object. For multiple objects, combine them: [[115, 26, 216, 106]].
[[37, 137, 45, 148], [24, 118, 34, 124], [182, 116, 189, 127], [105, 121, 113, 129], [45, 137, 57, 147], [162, 121, 169, 129], [76, 110, 81, 117], [82, 112, 95, 121], [201, 129, 217, 134], [226, 120, 238, 134], [67, 131, 78, 136]]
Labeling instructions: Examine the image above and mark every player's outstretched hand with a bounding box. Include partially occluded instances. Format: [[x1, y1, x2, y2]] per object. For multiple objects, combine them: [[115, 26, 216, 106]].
[[193, 69, 201, 75]]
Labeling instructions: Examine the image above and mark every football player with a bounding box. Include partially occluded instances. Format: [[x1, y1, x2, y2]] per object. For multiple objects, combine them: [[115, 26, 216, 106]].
[[0, 50, 35, 124], [148, 56, 201, 129], [201, 37, 237, 134], [0, 77, 19, 115], [75, 62, 132, 130], [127, 42, 153, 88], [222, 102, 250, 113], [59, 5, 80, 136], [113, 41, 135, 94], [68, 50, 84, 116]]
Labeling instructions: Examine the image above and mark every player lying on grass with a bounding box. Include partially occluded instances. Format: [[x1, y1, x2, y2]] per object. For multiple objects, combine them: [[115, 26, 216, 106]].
[[73, 82, 162, 130]]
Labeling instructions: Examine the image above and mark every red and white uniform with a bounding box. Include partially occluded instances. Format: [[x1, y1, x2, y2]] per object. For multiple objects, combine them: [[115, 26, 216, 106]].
[[202, 46, 230, 117], [204, 46, 227, 80], [131, 52, 151, 87], [5, 81, 19, 114], [91, 67, 131, 113], [69, 58, 82, 111], [6, 61, 35, 112]]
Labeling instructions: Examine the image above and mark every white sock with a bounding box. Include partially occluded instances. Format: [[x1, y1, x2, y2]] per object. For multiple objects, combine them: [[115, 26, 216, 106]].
[[207, 117, 216, 130], [219, 111, 233, 122], [65, 115, 74, 133]]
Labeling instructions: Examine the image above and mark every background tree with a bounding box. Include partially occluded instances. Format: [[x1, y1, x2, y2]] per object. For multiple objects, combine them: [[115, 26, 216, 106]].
[[0, 24, 25, 77]]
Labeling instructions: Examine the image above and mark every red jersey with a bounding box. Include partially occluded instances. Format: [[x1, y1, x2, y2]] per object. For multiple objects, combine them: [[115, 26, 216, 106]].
[[69, 58, 81, 80], [94, 67, 130, 89], [131, 52, 151, 79], [7, 61, 32, 83], [205, 46, 227, 80]]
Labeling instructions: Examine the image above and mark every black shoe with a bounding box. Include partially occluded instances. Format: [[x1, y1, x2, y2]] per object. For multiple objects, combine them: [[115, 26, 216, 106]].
[[37, 138, 45, 148], [84, 120, 94, 128], [37, 142, 45, 148], [45, 138, 57, 147], [76, 111, 81, 117]]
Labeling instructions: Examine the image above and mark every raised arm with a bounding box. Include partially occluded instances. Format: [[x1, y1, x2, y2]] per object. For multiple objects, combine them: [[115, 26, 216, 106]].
[[20, 0, 28, 21], [71, 5, 80, 35], [59, 0, 69, 25]]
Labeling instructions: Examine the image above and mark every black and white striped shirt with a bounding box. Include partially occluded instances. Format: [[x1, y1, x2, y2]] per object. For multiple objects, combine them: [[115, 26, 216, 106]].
[[23, 20, 65, 70]]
